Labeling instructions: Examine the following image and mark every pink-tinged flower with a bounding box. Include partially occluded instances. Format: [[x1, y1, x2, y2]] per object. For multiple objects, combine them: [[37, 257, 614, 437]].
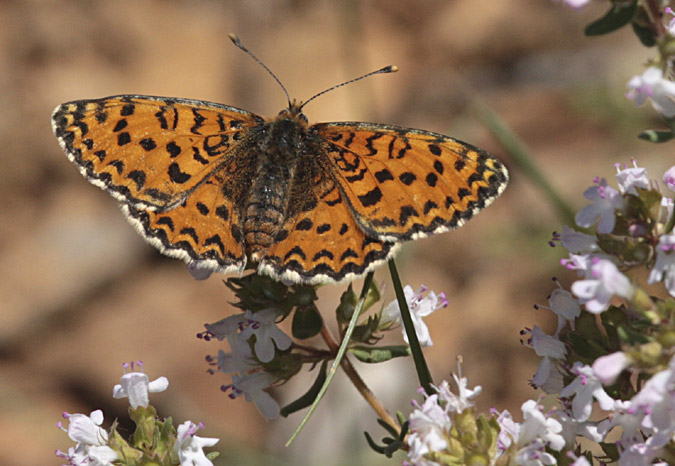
[[597, 399, 642, 444], [239, 309, 292, 363], [663, 165, 675, 192], [627, 67, 675, 118], [665, 7, 675, 36], [534, 279, 581, 332], [647, 234, 675, 297], [593, 351, 631, 385], [381, 285, 447, 347], [174, 421, 219, 466], [571, 258, 633, 313], [558, 225, 598, 254], [560, 253, 593, 275], [434, 366, 482, 414], [615, 160, 650, 195], [560, 362, 615, 422], [495, 400, 565, 464], [555, 0, 590, 9], [112, 361, 168, 409], [56, 410, 118, 466], [406, 394, 451, 463], [575, 178, 623, 234], [629, 357, 675, 434], [223, 372, 280, 420], [521, 326, 566, 392]]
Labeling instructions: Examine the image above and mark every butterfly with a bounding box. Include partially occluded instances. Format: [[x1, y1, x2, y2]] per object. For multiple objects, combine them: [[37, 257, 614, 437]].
[[52, 35, 508, 285]]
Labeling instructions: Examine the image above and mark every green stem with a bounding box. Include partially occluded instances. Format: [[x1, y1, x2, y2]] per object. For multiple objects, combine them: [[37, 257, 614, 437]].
[[285, 271, 375, 446], [388, 259, 434, 395]]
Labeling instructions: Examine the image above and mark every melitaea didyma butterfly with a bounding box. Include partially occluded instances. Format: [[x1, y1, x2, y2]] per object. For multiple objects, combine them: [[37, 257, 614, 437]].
[[52, 35, 508, 285]]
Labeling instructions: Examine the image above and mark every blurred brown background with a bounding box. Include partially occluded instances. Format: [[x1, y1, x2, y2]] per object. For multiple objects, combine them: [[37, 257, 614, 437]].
[[1, 1, 673, 465]]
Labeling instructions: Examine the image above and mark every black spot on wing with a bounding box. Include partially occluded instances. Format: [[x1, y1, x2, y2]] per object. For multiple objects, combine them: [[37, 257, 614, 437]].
[[140, 138, 157, 151], [295, 218, 313, 231], [168, 163, 191, 184], [399, 172, 416, 186], [358, 187, 383, 208], [283, 246, 306, 261], [117, 132, 131, 146], [126, 170, 146, 190], [166, 142, 181, 157], [374, 168, 394, 183]]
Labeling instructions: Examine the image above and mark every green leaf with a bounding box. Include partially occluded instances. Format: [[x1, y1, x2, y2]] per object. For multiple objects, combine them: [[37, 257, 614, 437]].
[[349, 344, 411, 363], [335, 284, 357, 324], [291, 304, 322, 339], [584, 1, 637, 36], [631, 21, 656, 47], [638, 129, 675, 143], [280, 360, 328, 417]]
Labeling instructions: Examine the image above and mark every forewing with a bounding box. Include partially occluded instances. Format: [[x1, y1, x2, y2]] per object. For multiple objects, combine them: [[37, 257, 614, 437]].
[[52, 95, 260, 271], [52, 95, 264, 210], [259, 171, 397, 285], [313, 122, 508, 242]]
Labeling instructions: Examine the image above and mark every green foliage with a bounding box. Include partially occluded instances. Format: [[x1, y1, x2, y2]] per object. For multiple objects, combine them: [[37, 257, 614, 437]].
[[584, 1, 637, 37]]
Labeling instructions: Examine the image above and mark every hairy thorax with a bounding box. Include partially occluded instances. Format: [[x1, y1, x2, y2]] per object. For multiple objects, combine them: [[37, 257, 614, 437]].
[[243, 108, 311, 261]]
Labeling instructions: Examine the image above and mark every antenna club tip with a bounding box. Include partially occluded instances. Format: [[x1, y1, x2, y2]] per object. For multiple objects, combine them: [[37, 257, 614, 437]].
[[388, 65, 399, 73], [228, 33, 240, 45]]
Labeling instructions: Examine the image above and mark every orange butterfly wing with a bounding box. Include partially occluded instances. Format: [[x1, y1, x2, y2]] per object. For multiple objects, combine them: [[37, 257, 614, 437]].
[[259, 161, 397, 284], [52, 95, 263, 273], [313, 123, 508, 242]]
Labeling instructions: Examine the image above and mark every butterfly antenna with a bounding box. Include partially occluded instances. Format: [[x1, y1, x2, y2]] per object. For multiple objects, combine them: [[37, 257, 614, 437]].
[[299, 65, 398, 111], [229, 33, 292, 107]]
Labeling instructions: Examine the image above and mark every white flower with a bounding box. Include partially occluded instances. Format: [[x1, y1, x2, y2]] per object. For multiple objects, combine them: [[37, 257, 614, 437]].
[[555, 409, 603, 446], [560, 362, 615, 422], [240, 309, 292, 363], [495, 400, 564, 465], [407, 394, 451, 463], [518, 400, 565, 451], [112, 362, 169, 409], [57, 410, 118, 466], [560, 253, 593, 275], [174, 421, 219, 466], [62, 410, 108, 446], [227, 372, 280, 420], [216, 334, 255, 375], [522, 326, 566, 391], [575, 178, 624, 234], [597, 399, 642, 444], [557, 0, 590, 9], [571, 258, 633, 313], [615, 160, 650, 195], [593, 351, 631, 385], [537, 281, 582, 332], [559, 225, 599, 254], [381, 285, 447, 347], [626, 67, 675, 118], [434, 369, 482, 414], [204, 313, 247, 341], [630, 358, 675, 433], [666, 7, 675, 36], [648, 234, 675, 297], [663, 165, 675, 192]]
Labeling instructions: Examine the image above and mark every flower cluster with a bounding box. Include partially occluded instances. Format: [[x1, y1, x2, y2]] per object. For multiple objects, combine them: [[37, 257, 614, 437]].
[[200, 274, 445, 421], [401, 161, 675, 465], [56, 362, 219, 466], [525, 161, 675, 464], [405, 364, 499, 465]]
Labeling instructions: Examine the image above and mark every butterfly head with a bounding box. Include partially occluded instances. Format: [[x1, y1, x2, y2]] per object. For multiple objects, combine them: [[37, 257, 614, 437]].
[[278, 100, 309, 124]]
